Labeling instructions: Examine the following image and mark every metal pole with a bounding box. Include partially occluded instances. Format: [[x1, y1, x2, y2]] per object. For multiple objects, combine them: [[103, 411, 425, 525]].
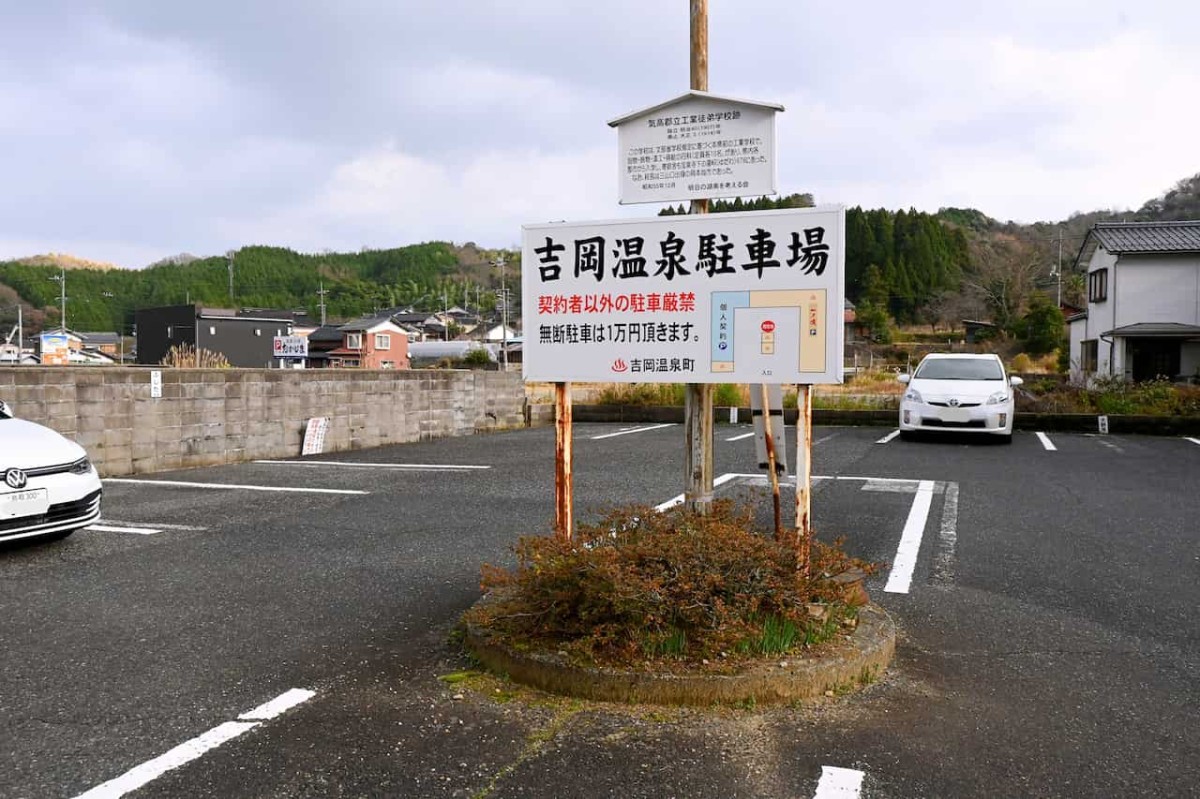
[[554, 381, 573, 540], [760, 384, 783, 541], [684, 0, 714, 514], [795, 384, 813, 576], [17, 304, 21, 365], [496, 256, 509, 371], [59, 267, 66, 331]]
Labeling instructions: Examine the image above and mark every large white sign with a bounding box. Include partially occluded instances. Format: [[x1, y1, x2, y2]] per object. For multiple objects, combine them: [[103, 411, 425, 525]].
[[521, 206, 844, 385], [273, 335, 308, 359], [611, 93, 779, 205]]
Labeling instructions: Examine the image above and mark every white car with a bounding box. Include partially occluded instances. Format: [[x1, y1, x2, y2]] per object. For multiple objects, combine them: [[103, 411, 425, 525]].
[[0, 399, 102, 543], [897, 353, 1023, 442]]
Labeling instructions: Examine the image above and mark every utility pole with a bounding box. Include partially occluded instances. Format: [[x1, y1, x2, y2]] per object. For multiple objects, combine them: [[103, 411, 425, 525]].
[[494, 255, 509, 371], [1057, 226, 1064, 307], [317, 281, 329, 326], [684, 0, 714, 514], [226, 250, 235, 304], [48, 267, 66, 332]]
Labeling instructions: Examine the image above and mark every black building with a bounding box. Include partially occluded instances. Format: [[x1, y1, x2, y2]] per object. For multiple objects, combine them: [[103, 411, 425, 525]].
[[135, 305, 301, 367]]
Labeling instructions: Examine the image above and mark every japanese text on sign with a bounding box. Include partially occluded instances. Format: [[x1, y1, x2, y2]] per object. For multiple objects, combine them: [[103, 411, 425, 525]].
[[522, 206, 845, 385]]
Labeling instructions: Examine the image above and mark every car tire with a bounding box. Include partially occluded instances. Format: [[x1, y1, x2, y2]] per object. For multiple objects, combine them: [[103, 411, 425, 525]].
[[998, 433, 1014, 445], [898, 430, 917, 442]]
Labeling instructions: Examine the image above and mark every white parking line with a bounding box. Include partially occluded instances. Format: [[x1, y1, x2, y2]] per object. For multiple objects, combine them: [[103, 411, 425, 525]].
[[255, 460, 490, 471], [97, 520, 208, 531], [884, 480, 935, 594], [932, 482, 959, 585], [876, 429, 901, 444], [237, 688, 316, 721], [654, 473, 747, 511], [591, 423, 677, 440], [86, 524, 163, 535], [1036, 432, 1057, 451], [1186, 437, 1200, 447], [104, 479, 367, 495], [813, 765, 864, 798], [725, 431, 756, 442], [73, 688, 316, 799]]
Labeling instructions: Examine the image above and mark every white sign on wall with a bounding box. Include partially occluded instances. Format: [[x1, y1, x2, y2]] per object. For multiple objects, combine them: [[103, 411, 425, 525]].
[[609, 91, 782, 206], [302, 417, 330, 455], [521, 206, 844, 385], [273, 335, 308, 359]]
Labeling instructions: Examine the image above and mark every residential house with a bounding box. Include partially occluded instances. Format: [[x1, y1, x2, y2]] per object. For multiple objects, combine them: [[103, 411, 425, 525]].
[[135, 305, 300, 367], [77, 331, 121, 356], [304, 325, 346, 368], [326, 315, 410, 369], [1067, 221, 1200, 383]]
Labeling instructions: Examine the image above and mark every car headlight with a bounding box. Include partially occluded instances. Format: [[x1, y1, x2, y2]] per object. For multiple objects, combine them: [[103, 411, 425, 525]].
[[69, 457, 92, 474], [986, 391, 1010, 405], [903, 388, 924, 403]]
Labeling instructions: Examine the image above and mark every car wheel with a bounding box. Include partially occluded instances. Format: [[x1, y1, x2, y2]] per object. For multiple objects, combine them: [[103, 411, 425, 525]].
[[998, 433, 1014, 445], [898, 430, 917, 441]]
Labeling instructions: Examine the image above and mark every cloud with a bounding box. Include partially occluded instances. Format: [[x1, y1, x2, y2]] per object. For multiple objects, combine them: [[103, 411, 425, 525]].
[[219, 141, 626, 253]]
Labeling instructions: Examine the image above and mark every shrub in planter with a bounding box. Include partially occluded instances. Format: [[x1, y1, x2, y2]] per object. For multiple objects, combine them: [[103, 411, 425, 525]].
[[467, 500, 879, 670]]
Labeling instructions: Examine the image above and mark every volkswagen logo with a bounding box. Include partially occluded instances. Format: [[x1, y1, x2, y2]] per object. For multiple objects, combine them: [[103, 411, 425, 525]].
[[4, 468, 28, 489], [947, 398, 960, 407]]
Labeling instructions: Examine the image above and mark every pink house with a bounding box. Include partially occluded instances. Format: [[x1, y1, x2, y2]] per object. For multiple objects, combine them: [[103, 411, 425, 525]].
[[327, 316, 410, 369]]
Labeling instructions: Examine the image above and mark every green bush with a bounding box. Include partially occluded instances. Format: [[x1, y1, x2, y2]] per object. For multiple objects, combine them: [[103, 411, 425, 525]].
[[713, 383, 742, 407], [460, 347, 493, 367], [593, 383, 686, 406], [468, 501, 877, 668]]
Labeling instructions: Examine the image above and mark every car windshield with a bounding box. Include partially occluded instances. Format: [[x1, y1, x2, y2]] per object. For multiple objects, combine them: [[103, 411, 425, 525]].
[[914, 358, 1004, 381]]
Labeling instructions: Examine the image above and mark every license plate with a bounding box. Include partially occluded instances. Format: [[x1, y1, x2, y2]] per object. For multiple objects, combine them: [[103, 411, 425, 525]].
[[0, 488, 50, 519], [939, 408, 971, 423]]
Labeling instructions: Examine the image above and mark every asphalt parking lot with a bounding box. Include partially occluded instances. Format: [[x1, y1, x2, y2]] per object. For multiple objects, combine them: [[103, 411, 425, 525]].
[[3, 424, 1199, 798]]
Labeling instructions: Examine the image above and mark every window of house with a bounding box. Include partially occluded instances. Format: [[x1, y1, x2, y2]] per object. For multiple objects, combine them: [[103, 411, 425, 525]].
[[381, 360, 394, 369], [1081, 339, 1098, 372], [346, 333, 362, 349], [209, 326, 216, 335], [1088, 269, 1108, 303], [166, 326, 173, 337], [375, 333, 390, 350], [254, 328, 262, 336]]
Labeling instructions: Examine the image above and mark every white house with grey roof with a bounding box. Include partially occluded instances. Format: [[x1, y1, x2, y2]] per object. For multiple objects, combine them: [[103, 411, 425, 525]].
[[1068, 221, 1200, 384]]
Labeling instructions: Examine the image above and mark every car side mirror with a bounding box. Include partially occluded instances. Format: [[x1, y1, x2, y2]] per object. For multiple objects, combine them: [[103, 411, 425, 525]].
[[1009, 376, 1024, 387], [897, 374, 910, 384], [0, 400, 11, 418]]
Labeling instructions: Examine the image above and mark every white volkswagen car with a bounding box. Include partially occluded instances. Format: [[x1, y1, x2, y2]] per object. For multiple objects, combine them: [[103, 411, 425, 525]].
[[0, 399, 102, 544], [897, 353, 1023, 442]]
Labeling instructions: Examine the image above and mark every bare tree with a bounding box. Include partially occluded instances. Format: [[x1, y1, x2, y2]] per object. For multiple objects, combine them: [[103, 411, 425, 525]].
[[961, 233, 1044, 332]]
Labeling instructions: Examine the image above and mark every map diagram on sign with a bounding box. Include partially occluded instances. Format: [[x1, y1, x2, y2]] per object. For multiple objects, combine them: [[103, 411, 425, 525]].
[[710, 289, 827, 377]]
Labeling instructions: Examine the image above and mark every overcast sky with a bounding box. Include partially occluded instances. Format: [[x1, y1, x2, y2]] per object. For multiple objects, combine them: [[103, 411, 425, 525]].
[[2, 1, 1197, 268]]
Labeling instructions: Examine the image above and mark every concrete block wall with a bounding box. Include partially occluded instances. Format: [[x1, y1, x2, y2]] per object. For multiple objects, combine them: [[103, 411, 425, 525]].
[[0, 368, 527, 476]]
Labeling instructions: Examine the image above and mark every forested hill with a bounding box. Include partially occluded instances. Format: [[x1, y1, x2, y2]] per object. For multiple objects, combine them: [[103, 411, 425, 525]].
[[663, 192, 969, 319], [2, 172, 1196, 338], [0, 242, 513, 335]]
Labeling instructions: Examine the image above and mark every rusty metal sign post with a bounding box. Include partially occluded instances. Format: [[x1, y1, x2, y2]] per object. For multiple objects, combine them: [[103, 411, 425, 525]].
[[554, 381, 573, 540]]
